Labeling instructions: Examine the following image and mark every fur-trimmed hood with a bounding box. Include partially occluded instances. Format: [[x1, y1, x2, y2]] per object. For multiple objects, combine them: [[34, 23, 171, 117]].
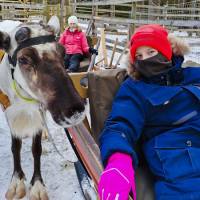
[[167, 33, 190, 56]]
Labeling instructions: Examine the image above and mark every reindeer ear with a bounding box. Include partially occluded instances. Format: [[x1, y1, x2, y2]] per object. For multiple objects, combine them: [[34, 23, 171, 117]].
[[0, 31, 10, 51], [47, 15, 60, 36], [15, 27, 30, 44]]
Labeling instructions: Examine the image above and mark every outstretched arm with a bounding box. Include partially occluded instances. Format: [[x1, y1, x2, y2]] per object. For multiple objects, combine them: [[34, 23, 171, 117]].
[[59, 31, 66, 46], [80, 32, 89, 54], [99, 79, 146, 167], [98, 78, 146, 200]]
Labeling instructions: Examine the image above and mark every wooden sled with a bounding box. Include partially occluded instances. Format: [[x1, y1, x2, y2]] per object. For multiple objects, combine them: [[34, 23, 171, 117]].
[[67, 70, 155, 200]]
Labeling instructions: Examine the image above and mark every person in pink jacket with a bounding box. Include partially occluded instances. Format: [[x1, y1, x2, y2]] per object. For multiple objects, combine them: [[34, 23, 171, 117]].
[[59, 15, 97, 72]]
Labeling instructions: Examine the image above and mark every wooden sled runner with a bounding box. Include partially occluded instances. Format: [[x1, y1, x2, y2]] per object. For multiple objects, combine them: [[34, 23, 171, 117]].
[[67, 69, 155, 200]]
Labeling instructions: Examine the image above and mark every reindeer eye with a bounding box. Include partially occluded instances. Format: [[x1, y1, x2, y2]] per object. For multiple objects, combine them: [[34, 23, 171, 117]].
[[15, 27, 30, 43], [18, 57, 29, 65]]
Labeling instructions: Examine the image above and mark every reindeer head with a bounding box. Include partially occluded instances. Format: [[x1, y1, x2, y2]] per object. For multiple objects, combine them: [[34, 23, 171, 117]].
[[0, 18, 86, 127]]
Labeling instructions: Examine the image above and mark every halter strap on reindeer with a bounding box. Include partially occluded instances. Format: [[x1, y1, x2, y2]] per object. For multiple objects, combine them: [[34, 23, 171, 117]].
[[8, 35, 56, 67], [8, 35, 56, 81]]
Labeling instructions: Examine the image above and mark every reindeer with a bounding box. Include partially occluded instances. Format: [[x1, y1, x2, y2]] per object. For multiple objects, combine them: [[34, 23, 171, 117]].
[[0, 18, 86, 200]]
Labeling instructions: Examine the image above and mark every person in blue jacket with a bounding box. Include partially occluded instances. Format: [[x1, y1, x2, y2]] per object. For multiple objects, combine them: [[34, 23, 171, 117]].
[[98, 24, 200, 200]]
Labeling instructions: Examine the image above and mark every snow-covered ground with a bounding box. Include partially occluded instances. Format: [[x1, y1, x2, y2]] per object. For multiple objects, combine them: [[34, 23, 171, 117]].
[[0, 108, 84, 200]]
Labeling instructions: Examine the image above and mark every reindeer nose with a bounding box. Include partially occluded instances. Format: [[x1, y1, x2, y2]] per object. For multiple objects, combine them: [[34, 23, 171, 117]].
[[68, 102, 85, 116]]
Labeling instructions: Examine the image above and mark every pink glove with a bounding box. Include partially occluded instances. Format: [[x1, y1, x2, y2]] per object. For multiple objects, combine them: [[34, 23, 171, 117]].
[[98, 152, 136, 200]]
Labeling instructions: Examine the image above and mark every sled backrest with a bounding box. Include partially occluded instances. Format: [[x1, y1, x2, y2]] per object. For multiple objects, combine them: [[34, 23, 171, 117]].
[[69, 72, 88, 99], [88, 68, 127, 142]]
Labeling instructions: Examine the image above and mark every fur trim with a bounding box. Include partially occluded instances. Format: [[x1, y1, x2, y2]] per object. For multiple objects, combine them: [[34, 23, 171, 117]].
[[126, 52, 140, 80], [168, 33, 190, 56]]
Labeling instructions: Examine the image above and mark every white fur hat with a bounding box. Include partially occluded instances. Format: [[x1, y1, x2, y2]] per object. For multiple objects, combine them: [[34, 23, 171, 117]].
[[68, 16, 78, 25]]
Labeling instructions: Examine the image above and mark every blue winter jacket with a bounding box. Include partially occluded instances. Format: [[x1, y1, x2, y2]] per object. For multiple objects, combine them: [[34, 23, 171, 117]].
[[99, 64, 200, 200]]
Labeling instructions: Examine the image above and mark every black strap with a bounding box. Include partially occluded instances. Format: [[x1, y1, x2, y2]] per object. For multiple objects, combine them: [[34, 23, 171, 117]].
[[9, 35, 56, 67], [7, 55, 15, 79]]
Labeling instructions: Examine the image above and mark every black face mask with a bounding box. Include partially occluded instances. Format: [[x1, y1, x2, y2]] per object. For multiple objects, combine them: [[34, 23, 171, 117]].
[[134, 53, 172, 78]]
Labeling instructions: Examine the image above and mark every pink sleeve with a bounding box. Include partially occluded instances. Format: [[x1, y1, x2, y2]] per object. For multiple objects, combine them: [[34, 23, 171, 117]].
[[59, 32, 66, 45], [81, 32, 89, 53]]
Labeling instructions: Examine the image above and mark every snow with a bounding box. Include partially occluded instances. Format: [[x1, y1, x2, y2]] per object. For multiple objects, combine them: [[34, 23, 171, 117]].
[[0, 108, 84, 200]]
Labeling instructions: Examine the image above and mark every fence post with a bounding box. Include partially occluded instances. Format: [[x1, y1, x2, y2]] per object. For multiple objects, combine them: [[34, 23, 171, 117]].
[[60, 0, 65, 32], [128, 24, 135, 42]]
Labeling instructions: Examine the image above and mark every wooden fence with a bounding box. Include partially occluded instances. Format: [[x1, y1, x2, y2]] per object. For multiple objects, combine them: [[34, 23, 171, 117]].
[[72, 1, 200, 33], [0, 0, 70, 25]]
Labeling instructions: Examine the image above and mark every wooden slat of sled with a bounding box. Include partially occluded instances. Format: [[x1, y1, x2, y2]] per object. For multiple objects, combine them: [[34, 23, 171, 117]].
[[69, 72, 88, 99], [67, 123, 103, 188], [99, 28, 108, 67]]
